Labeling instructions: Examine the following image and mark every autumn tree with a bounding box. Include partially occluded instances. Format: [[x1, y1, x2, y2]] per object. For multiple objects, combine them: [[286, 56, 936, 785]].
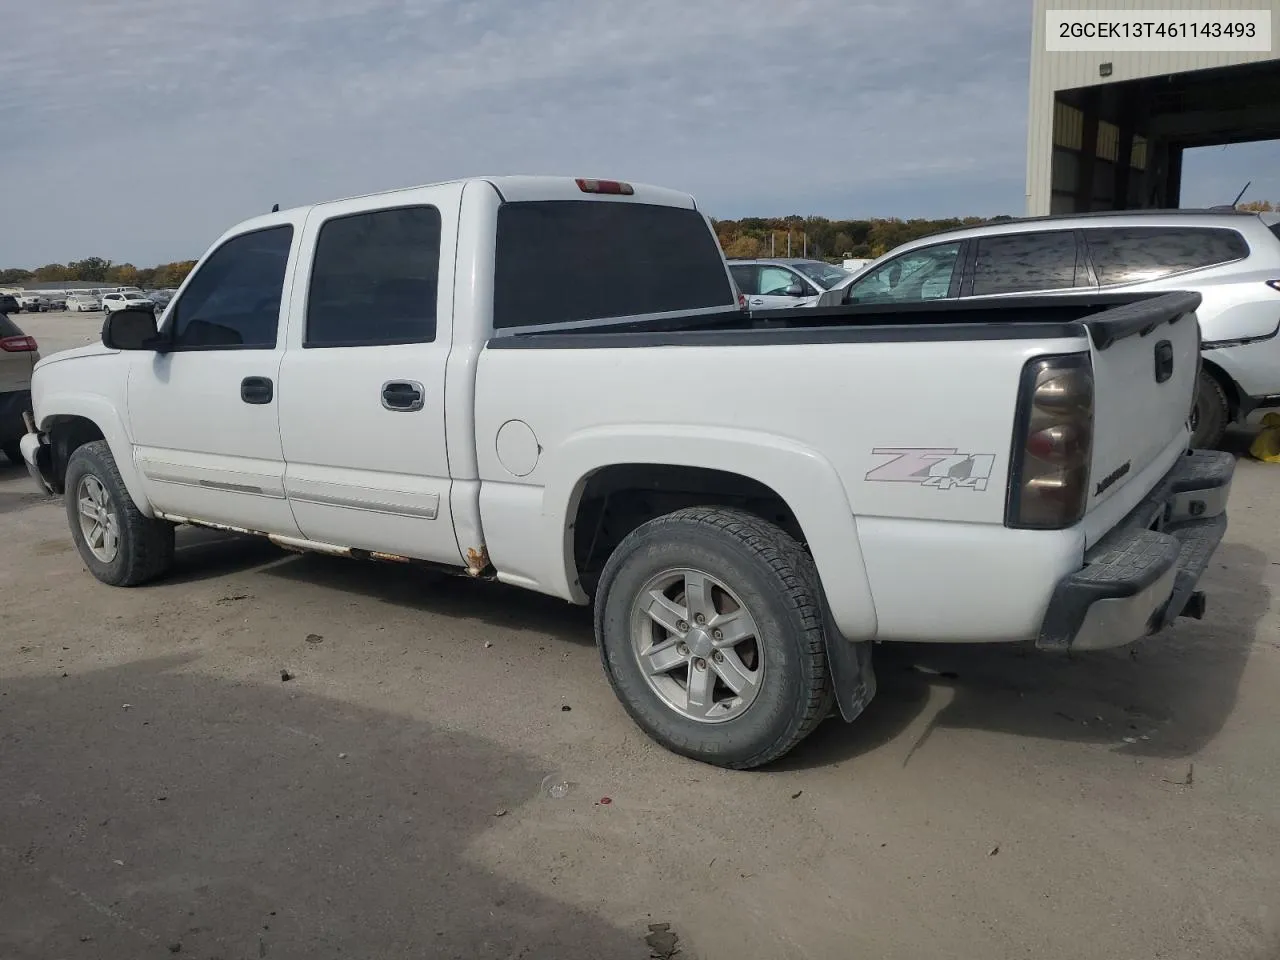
[[68, 257, 112, 281], [108, 263, 141, 286], [33, 263, 73, 282]]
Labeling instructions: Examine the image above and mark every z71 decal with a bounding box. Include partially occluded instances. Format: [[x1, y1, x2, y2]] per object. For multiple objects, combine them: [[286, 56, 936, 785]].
[[865, 447, 996, 492]]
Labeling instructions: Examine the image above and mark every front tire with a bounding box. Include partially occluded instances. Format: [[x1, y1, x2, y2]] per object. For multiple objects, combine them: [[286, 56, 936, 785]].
[[1191, 370, 1230, 449], [595, 506, 832, 769], [65, 440, 175, 586]]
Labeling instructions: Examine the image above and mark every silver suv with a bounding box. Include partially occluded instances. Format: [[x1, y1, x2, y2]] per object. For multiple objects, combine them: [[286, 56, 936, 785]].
[[831, 209, 1280, 447]]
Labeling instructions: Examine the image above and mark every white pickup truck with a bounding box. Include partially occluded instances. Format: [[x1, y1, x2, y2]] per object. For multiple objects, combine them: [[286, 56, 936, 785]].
[[19, 175, 1235, 768]]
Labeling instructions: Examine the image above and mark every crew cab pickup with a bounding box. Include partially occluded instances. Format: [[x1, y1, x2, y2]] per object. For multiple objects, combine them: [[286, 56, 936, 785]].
[[19, 176, 1235, 769]]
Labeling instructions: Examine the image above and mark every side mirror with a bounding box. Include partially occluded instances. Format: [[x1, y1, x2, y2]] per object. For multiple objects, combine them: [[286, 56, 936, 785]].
[[785, 282, 807, 297], [102, 307, 161, 351]]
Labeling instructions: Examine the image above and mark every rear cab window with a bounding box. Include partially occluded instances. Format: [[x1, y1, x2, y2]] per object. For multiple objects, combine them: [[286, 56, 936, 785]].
[[1084, 226, 1249, 285], [493, 201, 734, 330]]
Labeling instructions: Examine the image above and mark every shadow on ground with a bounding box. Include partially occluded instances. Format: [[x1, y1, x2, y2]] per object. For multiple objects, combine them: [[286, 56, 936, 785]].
[[0, 657, 650, 960], [783, 540, 1270, 769], [160, 527, 596, 647], [137, 526, 1268, 775]]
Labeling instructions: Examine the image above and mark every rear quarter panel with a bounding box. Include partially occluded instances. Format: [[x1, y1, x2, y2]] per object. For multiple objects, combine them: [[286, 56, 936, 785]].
[[474, 333, 1090, 642]]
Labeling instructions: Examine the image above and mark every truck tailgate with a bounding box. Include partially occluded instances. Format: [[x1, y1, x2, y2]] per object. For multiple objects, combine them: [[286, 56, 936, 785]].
[[1085, 292, 1201, 515]]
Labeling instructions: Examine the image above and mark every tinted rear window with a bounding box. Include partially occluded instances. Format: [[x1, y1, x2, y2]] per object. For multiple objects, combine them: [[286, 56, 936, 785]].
[[971, 230, 1080, 296], [1085, 227, 1249, 285], [0, 313, 22, 337], [1270, 223, 1280, 244], [493, 201, 733, 329]]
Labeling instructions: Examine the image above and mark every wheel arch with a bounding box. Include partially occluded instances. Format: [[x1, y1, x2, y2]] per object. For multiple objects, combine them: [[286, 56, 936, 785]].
[[543, 425, 878, 640], [37, 398, 151, 514]]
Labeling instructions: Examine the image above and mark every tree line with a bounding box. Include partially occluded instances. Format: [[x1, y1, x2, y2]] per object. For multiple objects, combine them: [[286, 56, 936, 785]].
[[0, 257, 197, 290], [712, 214, 1006, 261], [6, 202, 1276, 285], [712, 200, 1280, 262]]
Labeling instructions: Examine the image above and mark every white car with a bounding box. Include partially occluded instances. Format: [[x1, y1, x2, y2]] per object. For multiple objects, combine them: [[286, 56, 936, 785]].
[[17, 295, 50, 313], [19, 175, 1233, 769], [727, 258, 854, 309], [66, 293, 102, 312], [101, 291, 154, 314]]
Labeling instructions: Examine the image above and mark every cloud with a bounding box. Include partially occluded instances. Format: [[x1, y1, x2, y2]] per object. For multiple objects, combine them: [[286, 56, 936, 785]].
[[1, 0, 1035, 265]]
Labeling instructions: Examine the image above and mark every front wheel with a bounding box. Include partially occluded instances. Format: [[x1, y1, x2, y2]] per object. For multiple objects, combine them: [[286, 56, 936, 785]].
[[595, 506, 833, 769], [65, 440, 175, 586]]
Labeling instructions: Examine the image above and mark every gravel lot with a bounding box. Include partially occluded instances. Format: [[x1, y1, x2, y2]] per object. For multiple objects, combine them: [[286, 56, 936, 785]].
[[3, 311, 1280, 959]]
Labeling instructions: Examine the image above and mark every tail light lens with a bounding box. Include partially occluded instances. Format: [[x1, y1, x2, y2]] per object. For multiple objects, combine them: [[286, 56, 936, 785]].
[[1006, 353, 1094, 529], [738, 292, 748, 310], [0, 335, 37, 352]]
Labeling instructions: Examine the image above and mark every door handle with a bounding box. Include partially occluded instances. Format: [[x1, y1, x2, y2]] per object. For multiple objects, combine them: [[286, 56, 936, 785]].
[[1154, 340, 1174, 383], [750, 298, 764, 305], [381, 380, 425, 412], [240, 376, 273, 404]]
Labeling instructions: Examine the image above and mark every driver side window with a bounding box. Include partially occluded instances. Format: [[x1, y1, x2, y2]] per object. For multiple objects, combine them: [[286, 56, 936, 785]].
[[164, 225, 294, 350], [760, 266, 810, 296], [845, 242, 962, 304]]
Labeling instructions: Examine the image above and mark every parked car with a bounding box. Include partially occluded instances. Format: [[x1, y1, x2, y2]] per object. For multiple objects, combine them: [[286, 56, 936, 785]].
[[17, 295, 50, 313], [18, 175, 1233, 768], [147, 289, 175, 310], [66, 293, 103, 312], [727, 258, 853, 309], [0, 312, 39, 463], [824, 208, 1280, 448], [0, 294, 19, 315], [101, 291, 155, 314]]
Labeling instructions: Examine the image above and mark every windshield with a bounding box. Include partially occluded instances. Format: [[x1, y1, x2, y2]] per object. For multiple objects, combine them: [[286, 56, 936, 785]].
[[791, 261, 852, 289]]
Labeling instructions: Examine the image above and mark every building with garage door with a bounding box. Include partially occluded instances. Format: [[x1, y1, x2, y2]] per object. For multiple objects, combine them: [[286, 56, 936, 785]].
[[1026, 0, 1280, 215]]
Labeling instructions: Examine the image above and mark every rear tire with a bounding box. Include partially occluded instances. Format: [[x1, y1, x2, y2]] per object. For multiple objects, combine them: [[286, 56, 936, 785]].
[[1191, 370, 1230, 450], [65, 440, 175, 586], [594, 506, 832, 769], [2, 441, 21, 464]]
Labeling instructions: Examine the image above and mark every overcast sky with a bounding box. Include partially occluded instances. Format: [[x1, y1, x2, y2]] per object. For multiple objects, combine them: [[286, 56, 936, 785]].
[[1, 0, 1272, 268]]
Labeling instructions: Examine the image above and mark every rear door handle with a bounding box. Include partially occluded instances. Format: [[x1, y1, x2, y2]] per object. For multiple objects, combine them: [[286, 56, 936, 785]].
[[750, 298, 764, 305], [381, 380, 424, 412], [241, 376, 273, 404]]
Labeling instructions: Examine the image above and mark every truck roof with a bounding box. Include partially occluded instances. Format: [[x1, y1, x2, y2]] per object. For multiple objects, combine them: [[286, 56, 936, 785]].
[[258, 176, 700, 225]]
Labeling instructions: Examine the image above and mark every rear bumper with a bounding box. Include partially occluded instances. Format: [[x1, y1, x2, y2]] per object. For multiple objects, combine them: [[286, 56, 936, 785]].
[[1036, 449, 1234, 652], [0, 389, 32, 443]]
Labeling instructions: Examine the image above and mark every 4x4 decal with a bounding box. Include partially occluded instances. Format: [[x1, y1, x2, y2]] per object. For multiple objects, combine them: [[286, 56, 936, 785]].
[[865, 448, 996, 492]]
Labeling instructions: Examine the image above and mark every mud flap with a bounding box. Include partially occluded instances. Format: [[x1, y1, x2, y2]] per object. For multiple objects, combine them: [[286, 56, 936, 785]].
[[825, 635, 876, 723]]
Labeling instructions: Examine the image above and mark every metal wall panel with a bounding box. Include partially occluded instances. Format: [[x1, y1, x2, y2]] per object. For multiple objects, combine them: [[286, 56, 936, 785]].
[[1026, 0, 1280, 213]]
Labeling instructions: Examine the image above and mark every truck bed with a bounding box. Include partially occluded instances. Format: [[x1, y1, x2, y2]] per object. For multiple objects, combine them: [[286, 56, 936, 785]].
[[487, 291, 1199, 351]]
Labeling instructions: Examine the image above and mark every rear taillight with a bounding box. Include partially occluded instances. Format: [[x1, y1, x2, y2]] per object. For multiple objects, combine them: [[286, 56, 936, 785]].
[[1006, 353, 1094, 529], [575, 178, 634, 195], [738, 292, 748, 310], [0, 335, 37, 352]]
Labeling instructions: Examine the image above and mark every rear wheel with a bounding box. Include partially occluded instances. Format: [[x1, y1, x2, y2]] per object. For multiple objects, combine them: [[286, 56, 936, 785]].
[[1190, 370, 1230, 449], [2, 441, 21, 464], [595, 506, 832, 769], [65, 440, 174, 586]]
